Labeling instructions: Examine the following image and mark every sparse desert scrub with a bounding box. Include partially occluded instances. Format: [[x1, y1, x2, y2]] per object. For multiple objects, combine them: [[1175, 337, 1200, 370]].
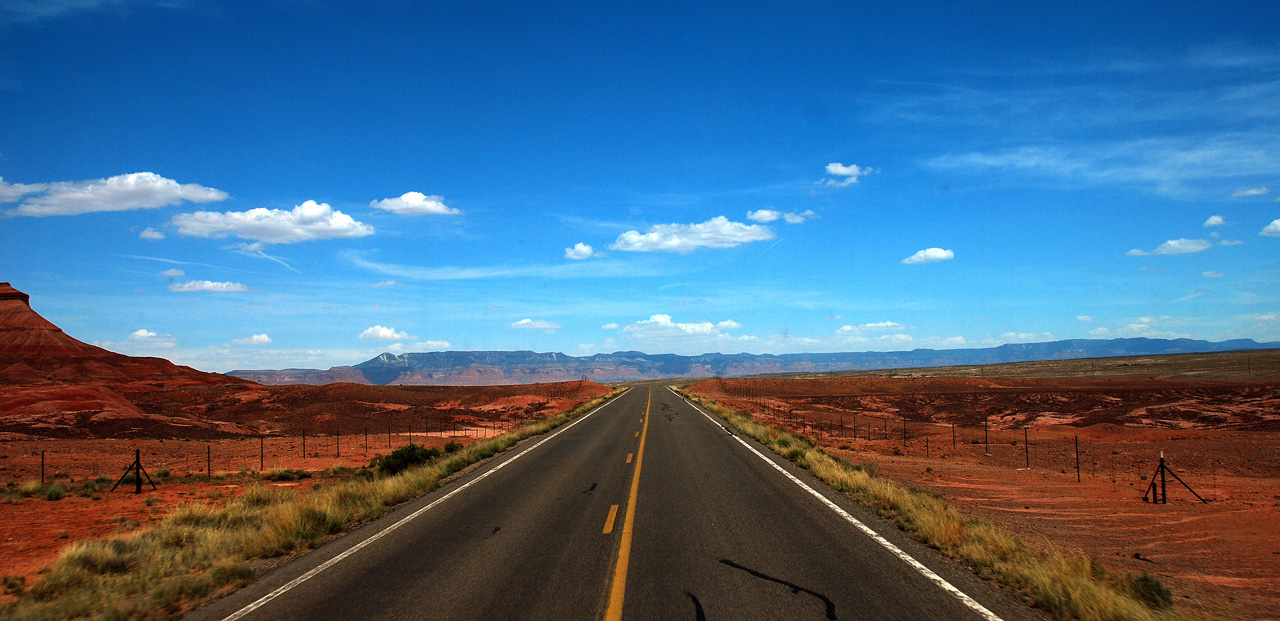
[[674, 388, 1188, 621], [1, 390, 621, 620]]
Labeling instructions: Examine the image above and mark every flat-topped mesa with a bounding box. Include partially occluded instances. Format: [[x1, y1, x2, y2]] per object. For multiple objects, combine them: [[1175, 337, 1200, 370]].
[[0, 282, 31, 305]]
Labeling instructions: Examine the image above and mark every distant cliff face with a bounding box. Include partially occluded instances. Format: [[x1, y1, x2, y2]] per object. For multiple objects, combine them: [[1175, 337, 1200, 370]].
[[228, 338, 1280, 386]]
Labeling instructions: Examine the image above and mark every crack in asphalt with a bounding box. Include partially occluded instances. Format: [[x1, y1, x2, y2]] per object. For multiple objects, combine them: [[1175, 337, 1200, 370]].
[[720, 559, 837, 620], [685, 591, 706, 621]]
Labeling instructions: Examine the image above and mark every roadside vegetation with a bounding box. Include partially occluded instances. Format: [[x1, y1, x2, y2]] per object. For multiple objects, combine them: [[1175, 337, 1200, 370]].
[[0, 390, 622, 620], [673, 388, 1187, 621]]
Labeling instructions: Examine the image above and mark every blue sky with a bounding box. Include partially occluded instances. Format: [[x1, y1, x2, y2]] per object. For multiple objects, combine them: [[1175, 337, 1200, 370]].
[[2, 0, 1278, 372]]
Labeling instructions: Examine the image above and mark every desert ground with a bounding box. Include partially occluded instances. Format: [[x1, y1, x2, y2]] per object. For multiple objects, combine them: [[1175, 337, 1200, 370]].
[[686, 361, 1280, 620]]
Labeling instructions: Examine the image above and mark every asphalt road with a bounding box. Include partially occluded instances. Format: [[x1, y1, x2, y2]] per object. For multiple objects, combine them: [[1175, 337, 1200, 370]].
[[191, 387, 1042, 621]]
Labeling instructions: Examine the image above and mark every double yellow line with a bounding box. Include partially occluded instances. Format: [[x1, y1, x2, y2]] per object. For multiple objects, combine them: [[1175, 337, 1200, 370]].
[[604, 388, 650, 620]]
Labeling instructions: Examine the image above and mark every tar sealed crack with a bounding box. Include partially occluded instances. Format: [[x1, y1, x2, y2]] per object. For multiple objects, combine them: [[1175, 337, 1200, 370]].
[[720, 559, 836, 620]]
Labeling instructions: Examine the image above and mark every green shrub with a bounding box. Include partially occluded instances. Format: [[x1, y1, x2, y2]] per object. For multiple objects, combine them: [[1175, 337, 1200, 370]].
[[443, 440, 463, 454], [263, 468, 310, 482], [3, 575, 25, 596], [1127, 572, 1173, 610], [43, 484, 66, 501], [373, 444, 441, 475]]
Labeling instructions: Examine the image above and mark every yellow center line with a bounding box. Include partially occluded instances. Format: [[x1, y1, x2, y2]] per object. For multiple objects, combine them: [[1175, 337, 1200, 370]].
[[605, 388, 650, 621], [602, 505, 619, 534], [634, 431, 639, 437], [626, 453, 633, 464]]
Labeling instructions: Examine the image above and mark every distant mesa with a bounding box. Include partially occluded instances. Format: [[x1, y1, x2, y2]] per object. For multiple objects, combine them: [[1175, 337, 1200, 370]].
[[231, 338, 1280, 386]]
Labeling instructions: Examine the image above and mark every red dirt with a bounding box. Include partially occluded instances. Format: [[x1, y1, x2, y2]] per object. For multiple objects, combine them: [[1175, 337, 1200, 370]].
[[689, 377, 1280, 620]]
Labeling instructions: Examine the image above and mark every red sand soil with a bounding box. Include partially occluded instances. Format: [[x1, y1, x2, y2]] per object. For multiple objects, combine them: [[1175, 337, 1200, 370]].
[[689, 377, 1280, 620]]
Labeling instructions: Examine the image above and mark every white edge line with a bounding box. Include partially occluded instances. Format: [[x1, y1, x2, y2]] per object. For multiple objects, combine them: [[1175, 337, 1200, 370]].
[[670, 388, 1003, 621], [222, 389, 629, 621]]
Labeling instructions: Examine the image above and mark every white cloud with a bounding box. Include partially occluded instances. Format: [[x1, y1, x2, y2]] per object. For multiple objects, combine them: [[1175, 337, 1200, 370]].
[[624, 314, 718, 335], [511, 318, 561, 332], [616, 314, 750, 351], [1089, 316, 1185, 339], [232, 334, 272, 345], [1203, 215, 1227, 227], [610, 216, 774, 253], [4, 172, 227, 217], [940, 336, 966, 346], [926, 132, 1280, 201], [159, 269, 184, 277], [172, 200, 374, 244], [169, 280, 248, 293], [1261, 219, 1280, 237], [564, 242, 600, 260], [746, 209, 781, 222], [601, 323, 619, 330], [837, 321, 908, 334], [748, 209, 815, 224], [359, 325, 411, 341], [1076, 315, 1093, 322], [0, 177, 45, 202], [824, 162, 874, 187], [1202, 271, 1226, 278], [1125, 238, 1212, 256], [369, 192, 461, 215], [901, 248, 955, 264], [370, 280, 403, 287], [1219, 239, 1243, 246], [783, 210, 816, 224], [1001, 331, 1054, 342], [122, 328, 176, 349], [1232, 187, 1269, 197], [878, 334, 914, 344], [139, 227, 165, 240], [1250, 313, 1278, 322], [385, 340, 451, 354]]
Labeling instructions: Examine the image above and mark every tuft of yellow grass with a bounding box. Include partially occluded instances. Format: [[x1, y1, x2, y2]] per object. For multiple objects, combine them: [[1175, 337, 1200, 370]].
[[3, 390, 623, 621], [674, 388, 1191, 621]]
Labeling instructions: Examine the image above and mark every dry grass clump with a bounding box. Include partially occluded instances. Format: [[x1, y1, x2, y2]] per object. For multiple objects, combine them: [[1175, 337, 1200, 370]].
[[2, 390, 622, 620], [675, 388, 1187, 621]]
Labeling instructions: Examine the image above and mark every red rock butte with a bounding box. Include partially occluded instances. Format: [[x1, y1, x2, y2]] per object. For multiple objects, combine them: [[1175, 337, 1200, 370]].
[[0, 282, 237, 387]]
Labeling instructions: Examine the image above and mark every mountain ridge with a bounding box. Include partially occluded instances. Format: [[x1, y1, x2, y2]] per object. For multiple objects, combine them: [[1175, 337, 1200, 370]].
[[229, 337, 1280, 385]]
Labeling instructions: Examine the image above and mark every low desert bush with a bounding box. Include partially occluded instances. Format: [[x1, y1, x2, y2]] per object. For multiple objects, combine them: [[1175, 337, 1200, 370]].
[[262, 468, 310, 482], [371, 444, 441, 475]]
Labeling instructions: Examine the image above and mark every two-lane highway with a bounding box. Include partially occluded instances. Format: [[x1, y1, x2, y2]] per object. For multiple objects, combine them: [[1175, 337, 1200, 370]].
[[192, 387, 1041, 621]]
